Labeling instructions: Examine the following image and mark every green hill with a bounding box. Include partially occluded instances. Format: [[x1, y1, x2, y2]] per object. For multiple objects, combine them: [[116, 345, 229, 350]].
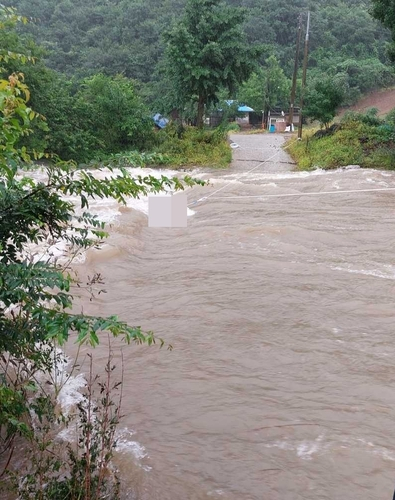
[[3, 0, 394, 102]]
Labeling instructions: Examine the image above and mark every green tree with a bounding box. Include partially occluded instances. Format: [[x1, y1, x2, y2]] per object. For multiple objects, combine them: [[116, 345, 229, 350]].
[[3, 0, 394, 103], [371, 0, 395, 61], [304, 76, 346, 128], [163, 0, 260, 127], [75, 73, 155, 155], [3, 66, 158, 163], [238, 56, 291, 115]]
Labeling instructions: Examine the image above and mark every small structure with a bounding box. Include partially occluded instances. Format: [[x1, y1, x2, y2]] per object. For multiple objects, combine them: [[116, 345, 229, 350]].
[[207, 101, 255, 128], [267, 107, 300, 132], [153, 113, 169, 129], [237, 104, 254, 113], [235, 104, 254, 129]]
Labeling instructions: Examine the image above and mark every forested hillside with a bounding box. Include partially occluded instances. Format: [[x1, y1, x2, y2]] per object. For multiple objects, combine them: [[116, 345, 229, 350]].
[[0, 0, 394, 163], [3, 0, 394, 100]]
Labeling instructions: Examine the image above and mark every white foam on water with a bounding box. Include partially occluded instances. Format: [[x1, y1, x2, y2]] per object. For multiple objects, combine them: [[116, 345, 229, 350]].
[[202, 177, 245, 186], [126, 195, 150, 215], [33, 347, 86, 416], [364, 177, 390, 187], [372, 447, 395, 461], [207, 489, 225, 496], [264, 440, 294, 451], [262, 433, 395, 464], [115, 428, 149, 466], [354, 439, 395, 461], [297, 435, 324, 460], [214, 167, 349, 183], [56, 372, 87, 416], [331, 265, 395, 280], [264, 434, 326, 461], [15, 165, 198, 264]]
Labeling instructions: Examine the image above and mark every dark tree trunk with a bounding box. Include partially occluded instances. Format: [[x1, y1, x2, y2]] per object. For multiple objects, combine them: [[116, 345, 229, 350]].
[[197, 93, 205, 128]]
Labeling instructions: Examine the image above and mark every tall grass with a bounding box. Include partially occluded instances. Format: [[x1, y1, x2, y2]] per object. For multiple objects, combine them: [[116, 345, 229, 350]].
[[288, 112, 395, 170], [154, 125, 232, 168]]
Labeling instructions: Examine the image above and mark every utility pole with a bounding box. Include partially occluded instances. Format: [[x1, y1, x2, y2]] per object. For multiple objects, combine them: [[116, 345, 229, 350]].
[[298, 11, 310, 140], [288, 14, 302, 129]]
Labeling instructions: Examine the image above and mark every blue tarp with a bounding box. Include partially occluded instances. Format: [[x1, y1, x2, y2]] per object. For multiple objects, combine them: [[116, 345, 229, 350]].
[[237, 105, 254, 112], [153, 113, 169, 129], [222, 100, 254, 112]]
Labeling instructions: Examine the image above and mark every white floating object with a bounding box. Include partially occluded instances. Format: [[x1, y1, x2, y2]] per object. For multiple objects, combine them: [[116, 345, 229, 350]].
[[230, 142, 240, 149], [148, 194, 187, 227]]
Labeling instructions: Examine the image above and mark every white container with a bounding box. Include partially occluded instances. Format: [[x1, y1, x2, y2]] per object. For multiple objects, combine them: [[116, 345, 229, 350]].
[[148, 193, 187, 227]]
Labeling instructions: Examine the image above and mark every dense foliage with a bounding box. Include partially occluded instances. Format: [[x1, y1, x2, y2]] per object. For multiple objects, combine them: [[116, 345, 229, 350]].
[[304, 76, 347, 128], [371, 0, 395, 62], [237, 55, 291, 114], [163, 0, 260, 127], [288, 108, 395, 170], [155, 124, 232, 167], [3, 0, 393, 109]]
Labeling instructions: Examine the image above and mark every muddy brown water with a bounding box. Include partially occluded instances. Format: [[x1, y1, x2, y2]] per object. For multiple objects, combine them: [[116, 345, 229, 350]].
[[69, 133, 395, 499]]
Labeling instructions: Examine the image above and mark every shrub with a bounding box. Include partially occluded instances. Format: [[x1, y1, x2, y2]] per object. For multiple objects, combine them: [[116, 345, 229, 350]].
[[224, 122, 241, 132], [154, 125, 231, 167], [341, 107, 383, 127]]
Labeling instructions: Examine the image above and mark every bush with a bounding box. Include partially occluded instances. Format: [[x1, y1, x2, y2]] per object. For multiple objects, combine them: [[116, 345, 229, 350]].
[[3, 351, 123, 500], [288, 116, 395, 170], [20, 71, 157, 164], [224, 122, 241, 132], [341, 107, 383, 127], [384, 107, 395, 127], [154, 125, 231, 167]]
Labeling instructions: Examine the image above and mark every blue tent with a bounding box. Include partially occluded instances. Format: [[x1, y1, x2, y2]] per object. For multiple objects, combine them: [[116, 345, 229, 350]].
[[238, 105, 254, 112], [223, 100, 254, 112], [153, 113, 169, 129]]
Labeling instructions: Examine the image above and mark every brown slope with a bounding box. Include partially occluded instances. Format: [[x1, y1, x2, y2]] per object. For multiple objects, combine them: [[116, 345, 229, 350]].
[[338, 87, 395, 117]]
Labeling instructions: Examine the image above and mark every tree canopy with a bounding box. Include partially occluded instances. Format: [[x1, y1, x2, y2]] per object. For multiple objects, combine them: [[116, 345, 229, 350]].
[[304, 76, 346, 128], [163, 0, 260, 127], [238, 55, 290, 115], [2, 0, 393, 109], [371, 0, 395, 61]]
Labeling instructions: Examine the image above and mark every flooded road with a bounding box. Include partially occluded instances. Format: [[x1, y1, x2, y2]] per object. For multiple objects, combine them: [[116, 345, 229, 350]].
[[75, 133, 395, 499]]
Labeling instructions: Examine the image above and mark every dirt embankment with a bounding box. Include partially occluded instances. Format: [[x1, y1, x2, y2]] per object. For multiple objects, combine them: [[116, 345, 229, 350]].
[[339, 87, 395, 117]]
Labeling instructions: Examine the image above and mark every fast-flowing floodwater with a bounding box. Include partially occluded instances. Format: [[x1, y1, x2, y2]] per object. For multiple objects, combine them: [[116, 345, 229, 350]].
[[70, 133, 395, 499]]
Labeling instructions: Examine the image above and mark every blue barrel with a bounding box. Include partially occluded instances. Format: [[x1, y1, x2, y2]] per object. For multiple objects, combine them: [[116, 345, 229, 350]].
[[269, 124, 275, 133]]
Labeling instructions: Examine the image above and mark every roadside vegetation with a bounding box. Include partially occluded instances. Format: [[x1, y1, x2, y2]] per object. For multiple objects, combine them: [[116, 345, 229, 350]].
[[288, 108, 395, 170], [0, 0, 394, 171], [155, 125, 232, 168]]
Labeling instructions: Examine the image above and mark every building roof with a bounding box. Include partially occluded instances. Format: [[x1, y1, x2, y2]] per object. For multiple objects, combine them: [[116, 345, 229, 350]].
[[222, 100, 254, 112]]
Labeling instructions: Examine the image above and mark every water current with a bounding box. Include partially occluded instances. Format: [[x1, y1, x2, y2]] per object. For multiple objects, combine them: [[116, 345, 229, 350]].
[[67, 133, 395, 499]]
